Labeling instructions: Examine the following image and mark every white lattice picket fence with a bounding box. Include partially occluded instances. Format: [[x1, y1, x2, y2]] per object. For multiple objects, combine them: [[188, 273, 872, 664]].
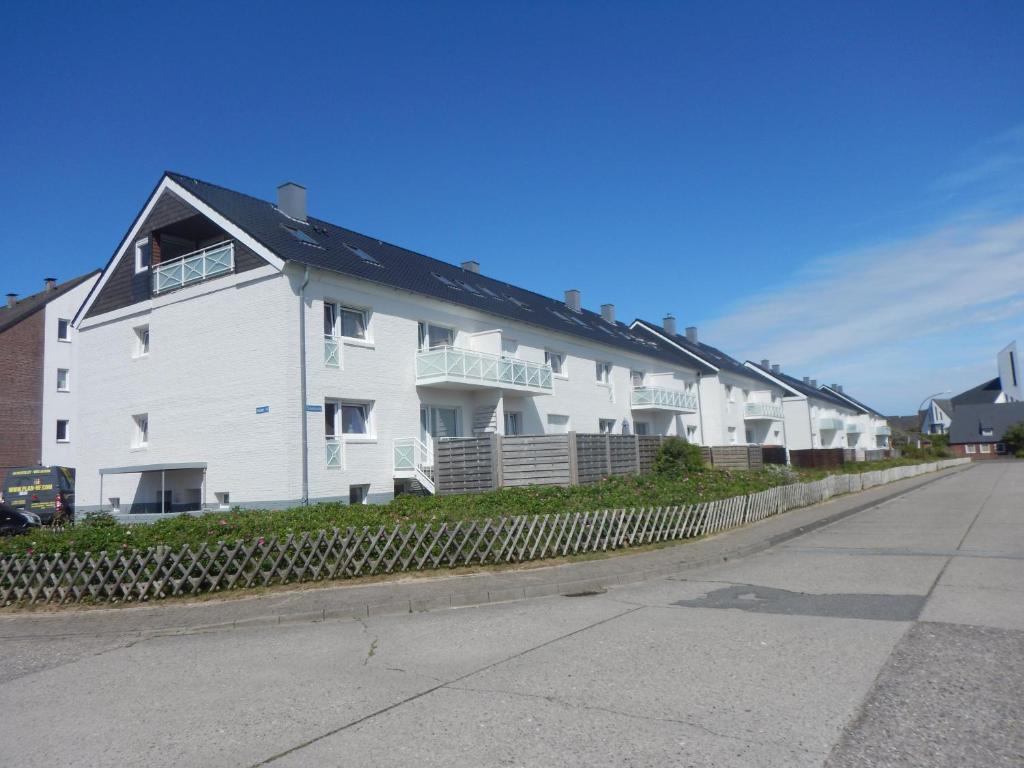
[[0, 459, 968, 606]]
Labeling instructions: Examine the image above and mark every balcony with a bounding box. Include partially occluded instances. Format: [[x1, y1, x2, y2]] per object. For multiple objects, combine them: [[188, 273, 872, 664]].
[[743, 402, 783, 421], [152, 241, 234, 295], [817, 417, 844, 431], [846, 422, 863, 433], [875, 425, 892, 436], [415, 346, 553, 395], [630, 386, 698, 413]]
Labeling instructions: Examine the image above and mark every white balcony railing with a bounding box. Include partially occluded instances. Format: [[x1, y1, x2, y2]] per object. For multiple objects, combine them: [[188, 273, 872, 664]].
[[393, 437, 435, 494], [152, 241, 234, 295], [817, 417, 844, 431], [324, 337, 340, 367], [630, 386, 698, 412], [846, 422, 864, 433], [416, 346, 553, 393], [743, 402, 784, 420], [325, 439, 343, 468], [875, 425, 892, 436]]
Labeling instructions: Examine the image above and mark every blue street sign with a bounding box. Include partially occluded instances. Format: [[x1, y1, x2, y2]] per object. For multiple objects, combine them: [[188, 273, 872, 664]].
[[305, 404, 323, 413], [256, 406, 270, 414]]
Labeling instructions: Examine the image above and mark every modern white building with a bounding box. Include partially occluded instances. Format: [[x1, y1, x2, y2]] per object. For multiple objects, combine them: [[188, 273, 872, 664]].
[[742, 362, 872, 451], [631, 320, 788, 447], [72, 173, 710, 513], [819, 384, 891, 450]]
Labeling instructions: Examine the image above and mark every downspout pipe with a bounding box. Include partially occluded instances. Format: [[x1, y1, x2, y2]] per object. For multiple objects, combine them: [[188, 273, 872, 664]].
[[299, 266, 310, 505], [695, 372, 706, 445]]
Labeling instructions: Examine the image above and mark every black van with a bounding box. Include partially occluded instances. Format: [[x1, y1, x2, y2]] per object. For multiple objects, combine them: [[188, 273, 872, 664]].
[[1, 466, 75, 524]]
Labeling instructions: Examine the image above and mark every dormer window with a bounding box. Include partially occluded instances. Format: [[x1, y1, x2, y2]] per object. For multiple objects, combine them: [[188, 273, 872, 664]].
[[134, 238, 151, 273]]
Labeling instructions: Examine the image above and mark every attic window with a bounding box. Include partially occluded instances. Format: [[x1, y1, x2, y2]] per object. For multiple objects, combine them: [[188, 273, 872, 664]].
[[343, 243, 383, 268], [549, 309, 572, 323], [282, 224, 322, 248], [567, 315, 589, 328], [477, 285, 504, 301], [432, 273, 461, 290], [507, 296, 532, 310], [457, 281, 483, 296]]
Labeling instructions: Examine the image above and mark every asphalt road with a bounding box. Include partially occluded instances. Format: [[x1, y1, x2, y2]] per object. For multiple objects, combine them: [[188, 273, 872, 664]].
[[0, 462, 1020, 767]]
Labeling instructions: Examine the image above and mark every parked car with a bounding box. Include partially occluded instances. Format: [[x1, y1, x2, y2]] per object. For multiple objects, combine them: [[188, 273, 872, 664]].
[[1, 466, 75, 525], [0, 501, 41, 536]]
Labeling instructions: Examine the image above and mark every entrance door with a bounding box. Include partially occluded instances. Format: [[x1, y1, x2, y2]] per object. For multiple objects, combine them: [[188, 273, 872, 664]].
[[420, 406, 460, 447]]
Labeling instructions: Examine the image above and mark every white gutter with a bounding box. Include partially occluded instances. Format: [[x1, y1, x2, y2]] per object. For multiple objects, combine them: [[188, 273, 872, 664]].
[[298, 265, 310, 504]]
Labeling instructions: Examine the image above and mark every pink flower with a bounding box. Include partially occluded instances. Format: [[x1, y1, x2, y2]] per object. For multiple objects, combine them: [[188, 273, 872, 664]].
[[26, 548, 33, 555], [219, 519, 227, 525], [258, 537, 266, 546]]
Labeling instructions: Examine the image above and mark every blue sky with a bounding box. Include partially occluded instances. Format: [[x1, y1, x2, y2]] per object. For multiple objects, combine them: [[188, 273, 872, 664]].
[[2, 1, 1022, 414]]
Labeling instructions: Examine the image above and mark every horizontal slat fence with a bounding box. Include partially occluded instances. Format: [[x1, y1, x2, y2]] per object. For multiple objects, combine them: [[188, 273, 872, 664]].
[[0, 459, 968, 606], [434, 436, 496, 495], [500, 435, 573, 488]]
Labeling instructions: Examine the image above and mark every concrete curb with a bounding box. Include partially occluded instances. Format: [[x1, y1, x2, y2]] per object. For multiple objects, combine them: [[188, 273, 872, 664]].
[[134, 463, 974, 638]]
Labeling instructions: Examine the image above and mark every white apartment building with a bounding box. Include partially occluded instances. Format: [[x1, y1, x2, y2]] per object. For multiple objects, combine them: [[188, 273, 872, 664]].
[[72, 173, 708, 513], [819, 384, 891, 450], [743, 363, 872, 451], [631, 320, 788, 448]]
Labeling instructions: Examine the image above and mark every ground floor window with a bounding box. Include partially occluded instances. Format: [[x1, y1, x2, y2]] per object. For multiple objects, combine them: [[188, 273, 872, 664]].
[[326, 400, 371, 436], [56, 419, 70, 443], [634, 421, 650, 436], [745, 429, 754, 444], [980, 444, 991, 454], [728, 426, 737, 444], [965, 444, 976, 454], [421, 405, 460, 442], [996, 443, 1008, 454], [547, 414, 570, 434], [686, 425, 698, 441], [504, 411, 522, 435], [349, 485, 369, 505], [599, 418, 616, 434]]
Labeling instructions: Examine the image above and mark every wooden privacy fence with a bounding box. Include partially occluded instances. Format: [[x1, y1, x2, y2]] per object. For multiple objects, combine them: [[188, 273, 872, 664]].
[[436, 434, 766, 495], [0, 459, 968, 606]]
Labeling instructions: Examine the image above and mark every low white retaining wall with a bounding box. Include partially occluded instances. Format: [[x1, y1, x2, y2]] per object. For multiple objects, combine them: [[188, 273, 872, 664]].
[[0, 459, 969, 606]]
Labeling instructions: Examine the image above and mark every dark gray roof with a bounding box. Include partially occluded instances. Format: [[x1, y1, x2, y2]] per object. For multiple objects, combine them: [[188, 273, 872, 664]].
[[933, 398, 954, 417], [631, 319, 777, 380], [820, 386, 884, 418], [948, 402, 1024, 444], [164, 173, 694, 369], [747, 363, 868, 412], [0, 270, 100, 334], [951, 378, 1003, 406]]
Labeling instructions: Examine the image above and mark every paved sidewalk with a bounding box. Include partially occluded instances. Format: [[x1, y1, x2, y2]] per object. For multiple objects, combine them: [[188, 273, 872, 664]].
[[0, 464, 972, 638]]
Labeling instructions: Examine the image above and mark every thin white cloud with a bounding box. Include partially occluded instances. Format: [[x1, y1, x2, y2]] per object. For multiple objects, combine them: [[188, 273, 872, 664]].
[[703, 213, 1024, 412]]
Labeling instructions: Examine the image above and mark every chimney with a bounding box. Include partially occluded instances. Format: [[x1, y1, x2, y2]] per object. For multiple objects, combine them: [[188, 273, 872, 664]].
[[837, 384, 844, 394], [6, 293, 16, 308], [461, 260, 480, 274], [663, 314, 677, 336], [565, 289, 581, 313], [600, 303, 615, 324], [803, 376, 811, 385], [44, 277, 57, 293], [760, 359, 770, 369], [810, 379, 818, 389], [277, 182, 307, 222], [771, 364, 781, 374], [685, 326, 698, 343]]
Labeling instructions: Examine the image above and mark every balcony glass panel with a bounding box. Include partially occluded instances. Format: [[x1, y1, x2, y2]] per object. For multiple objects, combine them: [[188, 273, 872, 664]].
[[630, 386, 698, 412], [743, 402, 784, 420], [152, 241, 234, 295], [415, 346, 553, 393]]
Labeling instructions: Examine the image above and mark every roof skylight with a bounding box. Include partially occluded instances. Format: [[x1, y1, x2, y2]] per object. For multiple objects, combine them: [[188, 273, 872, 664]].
[[432, 273, 461, 290], [281, 224, 322, 248], [507, 296, 532, 310], [457, 280, 483, 296], [343, 243, 383, 267]]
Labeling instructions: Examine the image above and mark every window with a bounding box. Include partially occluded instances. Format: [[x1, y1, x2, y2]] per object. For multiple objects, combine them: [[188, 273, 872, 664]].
[[726, 385, 735, 403], [596, 362, 612, 385], [325, 303, 368, 340], [599, 418, 616, 434], [57, 318, 70, 341], [742, 389, 750, 403], [349, 485, 370, 505], [134, 238, 151, 273], [728, 426, 737, 444], [215, 492, 231, 510], [980, 427, 994, 437], [547, 414, 570, 434], [56, 368, 70, 392], [282, 224, 321, 247], [109, 497, 121, 513], [634, 421, 650, 436], [631, 370, 645, 387], [965, 444, 976, 454], [980, 444, 991, 454], [504, 411, 522, 435], [745, 429, 754, 444], [501, 338, 518, 358], [421, 406, 460, 441], [56, 420, 70, 443], [135, 325, 150, 357], [996, 443, 1008, 455], [133, 414, 149, 448], [545, 350, 565, 376], [326, 401, 371, 437], [344, 243, 382, 267], [686, 425, 698, 440], [418, 322, 454, 350]]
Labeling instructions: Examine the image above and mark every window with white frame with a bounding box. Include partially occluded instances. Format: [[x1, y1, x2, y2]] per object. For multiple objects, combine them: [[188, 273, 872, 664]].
[[326, 400, 371, 437], [599, 418, 616, 434], [57, 318, 70, 342], [504, 411, 522, 435], [545, 350, 565, 376], [965, 444, 976, 454], [135, 325, 150, 357], [56, 368, 70, 392], [980, 443, 991, 453], [132, 414, 149, 448], [325, 302, 368, 340], [728, 426, 737, 444], [547, 414, 570, 434], [501, 338, 518, 358], [109, 497, 121, 513], [634, 421, 650, 436], [980, 427, 994, 437], [349, 485, 369, 505], [56, 420, 70, 443], [686, 424, 698, 441], [134, 238, 151, 274], [631, 370, 645, 387], [418, 321, 454, 350], [596, 362, 612, 385]]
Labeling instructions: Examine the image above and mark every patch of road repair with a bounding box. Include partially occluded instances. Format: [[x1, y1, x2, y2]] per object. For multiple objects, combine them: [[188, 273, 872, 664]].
[[674, 584, 926, 621]]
